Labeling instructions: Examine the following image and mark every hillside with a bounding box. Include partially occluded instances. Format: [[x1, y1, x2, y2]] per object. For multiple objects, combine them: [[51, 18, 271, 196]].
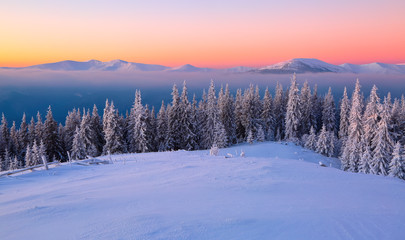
[[1, 142, 404, 240]]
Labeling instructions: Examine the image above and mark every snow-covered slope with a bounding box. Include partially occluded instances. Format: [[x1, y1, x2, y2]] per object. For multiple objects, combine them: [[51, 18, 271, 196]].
[[255, 58, 348, 74], [1, 142, 404, 240], [340, 62, 405, 74]]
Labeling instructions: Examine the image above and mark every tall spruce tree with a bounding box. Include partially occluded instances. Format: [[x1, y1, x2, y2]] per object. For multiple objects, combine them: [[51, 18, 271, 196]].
[[43, 106, 61, 160], [362, 85, 380, 152], [285, 74, 301, 141], [341, 79, 364, 172], [322, 87, 336, 132], [389, 142, 405, 179], [371, 97, 394, 175]]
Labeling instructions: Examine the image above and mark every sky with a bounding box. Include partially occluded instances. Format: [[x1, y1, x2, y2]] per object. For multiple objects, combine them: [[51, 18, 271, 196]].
[[1, 0, 405, 68]]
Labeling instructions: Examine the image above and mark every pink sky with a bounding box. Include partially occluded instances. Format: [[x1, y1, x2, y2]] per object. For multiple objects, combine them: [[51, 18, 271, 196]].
[[1, 0, 404, 68]]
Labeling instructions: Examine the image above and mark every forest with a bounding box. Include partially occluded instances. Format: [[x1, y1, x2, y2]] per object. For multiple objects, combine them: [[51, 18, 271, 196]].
[[0, 74, 404, 179]]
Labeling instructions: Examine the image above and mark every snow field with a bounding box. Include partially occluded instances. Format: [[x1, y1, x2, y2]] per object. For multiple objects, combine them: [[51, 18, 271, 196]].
[[1, 142, 405, 240]]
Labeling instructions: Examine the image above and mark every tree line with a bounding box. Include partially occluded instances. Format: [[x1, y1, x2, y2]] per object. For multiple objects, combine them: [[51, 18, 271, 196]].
[[0, 75, 404, 179]]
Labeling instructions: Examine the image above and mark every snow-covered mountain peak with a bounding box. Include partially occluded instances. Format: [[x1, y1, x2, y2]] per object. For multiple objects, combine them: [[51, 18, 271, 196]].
[[256, 58, 348, 74]]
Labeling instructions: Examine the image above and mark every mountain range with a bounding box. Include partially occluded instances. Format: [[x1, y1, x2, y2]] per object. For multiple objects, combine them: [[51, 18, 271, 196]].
[[1, 58, 405, 74]]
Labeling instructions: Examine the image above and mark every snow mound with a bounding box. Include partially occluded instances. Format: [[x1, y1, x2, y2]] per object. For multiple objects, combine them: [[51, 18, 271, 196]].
[[1, 142, 404, 239]]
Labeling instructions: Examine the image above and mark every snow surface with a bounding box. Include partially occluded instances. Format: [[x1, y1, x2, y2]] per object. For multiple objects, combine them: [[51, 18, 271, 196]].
[[1, 142, 405, 240]]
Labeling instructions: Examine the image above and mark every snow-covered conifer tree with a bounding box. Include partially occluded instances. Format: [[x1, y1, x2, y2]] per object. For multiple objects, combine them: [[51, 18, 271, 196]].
[[273, 82, 285, 141], [24, 145, 33, 167], [305, 126, 317, 151], [322, 87, 336, 132], [234, 88, 245, 142], [362, 85, 380, 152], [64, 108, 81, 153], [156, 101, 168, 151], [91, 105, 104, 155], [316, 125, 333, 157], [219, 84, 236, 145], [359, 144, 372, 174], [389, 142, 405, 179], [35, 112, 44, 143], [285, 74, 301, 141], [72, 127, 86, 160], [247, 129, 254, 144], [256, 125, 265, 142], [43, 106, 61, 160], [28, 117, 36, 145], [0, 113, 10, 157], [18, 113, 29, 158], [261, 87, 275, 140], [166, 85, 182, 150], [300, 81, 313, 135], [79, 111, 98, 157], [102, 101, 126, 154], [339, 87, 350, 139], [341, 79, 364, 172], [371, 97, 394, 175]]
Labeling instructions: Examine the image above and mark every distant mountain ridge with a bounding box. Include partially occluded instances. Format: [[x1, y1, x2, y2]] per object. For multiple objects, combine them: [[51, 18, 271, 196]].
[[1, 58, 405, 74]]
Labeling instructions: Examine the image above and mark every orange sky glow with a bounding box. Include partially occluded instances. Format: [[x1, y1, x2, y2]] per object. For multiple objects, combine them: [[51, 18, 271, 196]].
[[1, 0, 404, 68]]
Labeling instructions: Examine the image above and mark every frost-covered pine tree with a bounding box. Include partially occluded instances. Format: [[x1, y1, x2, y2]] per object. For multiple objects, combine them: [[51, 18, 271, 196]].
[[202, 80, 222, 148], [9, 156, 18, 171], [91, 105, 104, 155], [362, 85, 380, 152], [371, 97, 394, 175], [390, 99, 402, 143], [339, 87, 350, 140], [0, 113, 10, 157], [31, 141, 40, 165], [24, 145, 34, 167], [261, 87, 275, 140], [247, 129, 254, 144], [322, 87, 336, 132], [43, 106, 61, 160], [341, 79, 364, 172], [311, 84, 323, 132], [35, 111, 44, 143], [219, 84, 236, 145], [128, 90, 149, 153], [234, 88, 245, 142], [64, 108, 81, 153], [285, 74, 301, 141], [305, 126, 317, 151], [38, 140, 47, 163], [273, 82, 285, 141], [9, 121, 18, 157], [388, 142, 405, 179], [18, 113, 29, 159], [256, 125, 265, 142], [2, 149, 10, 171], [179, 82, 198, 150], [28, 117, 36, 145], [79, 111, 98, 157], [300, 81, 313, 136], [166, 85, 182, 150], [156, 101, 168, 151], [102, 101, 126, 155], [316, 125, 333, 157], [359, 144, 372, 174], [72, 127, 86, 160]]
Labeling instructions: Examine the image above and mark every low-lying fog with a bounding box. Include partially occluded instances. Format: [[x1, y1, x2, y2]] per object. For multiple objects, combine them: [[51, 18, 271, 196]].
[[0, 69, 404, 123]]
